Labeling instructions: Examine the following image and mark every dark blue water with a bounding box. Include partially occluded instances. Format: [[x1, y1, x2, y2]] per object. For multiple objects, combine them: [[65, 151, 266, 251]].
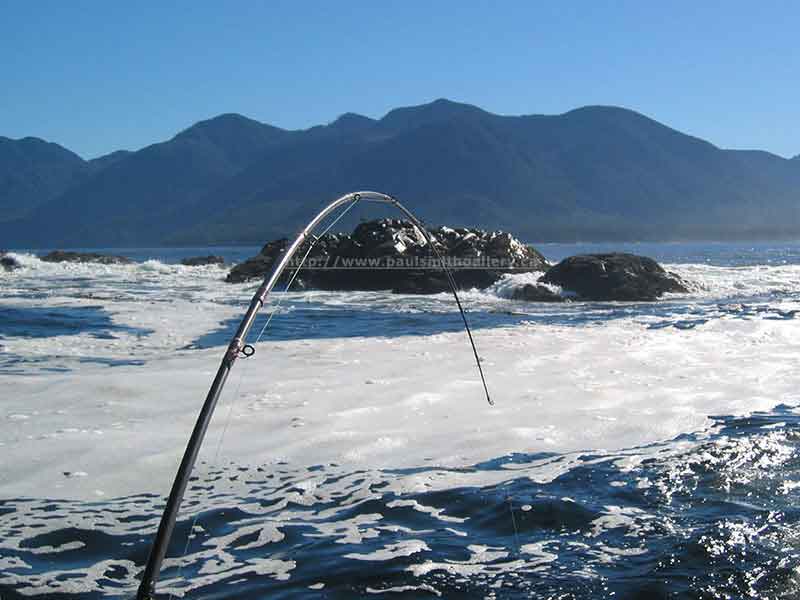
[[0, 305, 151, 340], [2, 408, 800, 598], [17, 241, 800, 267], [191, 304, 533, 347], [191, 298, 800, 349]]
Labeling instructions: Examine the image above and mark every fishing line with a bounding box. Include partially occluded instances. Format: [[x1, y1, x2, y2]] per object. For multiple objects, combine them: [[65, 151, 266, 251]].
[[167, 196, 362, 595], [506, 486, 521, 553], [422, 228, 493, 405], [392, 200, 492, 406]]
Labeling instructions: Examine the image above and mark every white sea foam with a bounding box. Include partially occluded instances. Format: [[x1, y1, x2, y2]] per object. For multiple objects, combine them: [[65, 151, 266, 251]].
[[3, 253, 800, 501], [3, 310, 800, 500], [669, 262, 800, 299], [485, 271, 550, 299]]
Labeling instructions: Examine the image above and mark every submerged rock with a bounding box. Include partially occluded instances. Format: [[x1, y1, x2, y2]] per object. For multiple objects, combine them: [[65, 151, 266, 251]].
[[40, 250, 133, 265], [180, 255, 225, 266], [226, 219, 549, 293], [510, 283, 564, 303], [1, 252, 21, 271], [540, 253, 689, 301]]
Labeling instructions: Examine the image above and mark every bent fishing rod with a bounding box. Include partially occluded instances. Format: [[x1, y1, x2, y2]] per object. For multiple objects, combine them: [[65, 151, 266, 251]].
[[136, 191, 491, 599]]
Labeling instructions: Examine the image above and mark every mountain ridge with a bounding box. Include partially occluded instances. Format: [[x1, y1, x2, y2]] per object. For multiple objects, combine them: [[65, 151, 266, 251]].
[[1, 100, 798, 247], [0, 136, 89, 222]]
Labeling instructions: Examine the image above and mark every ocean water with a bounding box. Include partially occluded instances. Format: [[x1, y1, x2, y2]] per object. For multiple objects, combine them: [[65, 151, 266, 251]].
[[3, 242, 800, 598]]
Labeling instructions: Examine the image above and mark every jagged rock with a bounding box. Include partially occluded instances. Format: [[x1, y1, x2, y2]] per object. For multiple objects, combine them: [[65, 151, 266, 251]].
[[540, 253, 689, 301], [225, 238, 291, 285], [1, 252, 21, 271], [39, 250, 133, 265], [511, 283, 564, 303], [226, 219, 549, 293], [180, 255, 225, 266]]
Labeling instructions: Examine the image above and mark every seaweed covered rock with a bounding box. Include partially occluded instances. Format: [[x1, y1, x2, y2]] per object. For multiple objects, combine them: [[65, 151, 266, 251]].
[[39, 250, 133, 265], [226, 219, 548, 293], [540, 253, 689, 301]]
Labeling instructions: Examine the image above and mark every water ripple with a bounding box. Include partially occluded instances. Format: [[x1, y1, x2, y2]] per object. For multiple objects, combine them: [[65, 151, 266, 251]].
[[2, 408, 800, 598]]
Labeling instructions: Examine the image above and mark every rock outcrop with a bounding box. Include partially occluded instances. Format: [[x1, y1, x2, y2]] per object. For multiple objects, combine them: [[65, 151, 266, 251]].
[[39, 250, 132, 265], [1, 252, 21, 271], [181, 255, 225, 266], [227, 225, 691, 301], [226, 219, 548, 293], [540, 253, 689, 301]]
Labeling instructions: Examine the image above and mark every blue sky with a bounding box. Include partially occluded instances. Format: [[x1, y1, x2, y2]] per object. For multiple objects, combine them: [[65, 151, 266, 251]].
[[1, 1, 797, 159]]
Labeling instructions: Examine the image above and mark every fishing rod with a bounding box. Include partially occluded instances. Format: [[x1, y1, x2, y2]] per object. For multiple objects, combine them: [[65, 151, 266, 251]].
[[135, 191, 491, 599]]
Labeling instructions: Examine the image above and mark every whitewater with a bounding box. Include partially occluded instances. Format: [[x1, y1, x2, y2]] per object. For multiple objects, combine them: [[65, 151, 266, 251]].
[[3, 242, 800, 598]]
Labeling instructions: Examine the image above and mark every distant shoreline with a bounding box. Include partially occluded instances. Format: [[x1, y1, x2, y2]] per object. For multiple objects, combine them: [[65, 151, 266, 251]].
[[8, 235, 800, 253]]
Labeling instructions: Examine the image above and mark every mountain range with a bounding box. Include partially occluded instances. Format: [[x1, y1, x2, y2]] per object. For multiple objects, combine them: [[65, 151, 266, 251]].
[[2, 99, 798, 247]]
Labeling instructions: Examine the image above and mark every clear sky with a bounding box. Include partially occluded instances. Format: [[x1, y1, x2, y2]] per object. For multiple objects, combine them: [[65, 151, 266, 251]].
[[1, 0, 797, 159]]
